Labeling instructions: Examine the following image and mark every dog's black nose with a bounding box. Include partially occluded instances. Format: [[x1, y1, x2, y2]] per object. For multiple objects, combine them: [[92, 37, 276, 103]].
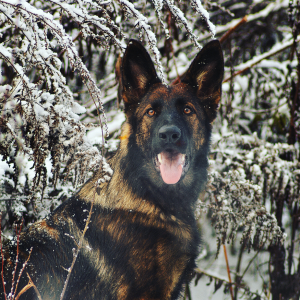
[[158, 125, 181, 144]]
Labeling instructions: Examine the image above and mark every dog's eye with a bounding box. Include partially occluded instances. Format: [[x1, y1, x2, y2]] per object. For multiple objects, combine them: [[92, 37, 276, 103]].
[[183, 106, 193, 115], [146, 108, 156, 116]]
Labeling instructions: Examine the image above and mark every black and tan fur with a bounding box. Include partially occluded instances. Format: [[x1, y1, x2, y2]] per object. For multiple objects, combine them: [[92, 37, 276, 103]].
[[0, 40, 224, 300]]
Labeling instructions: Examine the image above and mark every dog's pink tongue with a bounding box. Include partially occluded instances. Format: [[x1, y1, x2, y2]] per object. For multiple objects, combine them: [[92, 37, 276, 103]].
[[159, 152, 183, 184]]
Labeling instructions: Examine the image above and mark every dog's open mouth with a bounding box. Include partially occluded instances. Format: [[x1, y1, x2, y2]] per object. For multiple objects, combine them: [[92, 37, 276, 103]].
[[155, 150, 188, 184]]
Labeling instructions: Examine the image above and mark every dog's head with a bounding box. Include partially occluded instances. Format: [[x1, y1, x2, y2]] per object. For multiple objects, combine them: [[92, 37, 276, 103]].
[[119, 39, 224, 189]]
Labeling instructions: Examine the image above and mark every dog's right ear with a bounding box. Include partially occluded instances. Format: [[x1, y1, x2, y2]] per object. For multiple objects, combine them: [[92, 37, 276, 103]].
[[121, 40, 161, 106]]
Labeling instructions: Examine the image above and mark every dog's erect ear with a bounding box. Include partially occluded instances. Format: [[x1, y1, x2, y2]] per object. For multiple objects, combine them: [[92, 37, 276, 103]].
[[121, 40, 160, 104], [121, 40, 161, 106], [181, 40, 224, 122]]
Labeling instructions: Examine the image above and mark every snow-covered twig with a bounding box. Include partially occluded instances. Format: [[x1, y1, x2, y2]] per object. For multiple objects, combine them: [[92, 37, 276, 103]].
[[190, 0, 216, 38], [224, 37, 299, 82], [118, 0, 166, 84], [164, 0, 202, 49]]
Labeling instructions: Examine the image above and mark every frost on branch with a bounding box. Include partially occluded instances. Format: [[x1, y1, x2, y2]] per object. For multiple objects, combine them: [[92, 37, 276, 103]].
[[203, 132, 298, 256], [206, 170, 284, 256], [190, 0, 216, 38], [118, 0, 166, 84], [0, 0, 117, 223], [164, 0, 201, 49]]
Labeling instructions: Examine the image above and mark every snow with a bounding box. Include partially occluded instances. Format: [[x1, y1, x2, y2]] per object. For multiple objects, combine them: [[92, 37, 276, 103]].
[[34, 103, 50, 120], [71, 102, 86, 114], [191, 0, 216, 37], [0, 44, 12, 59], [209, 0, 289, 39], [15, 153, 35, 185], [0, 84, 11, 93], [233, 39, 295, 72], [0, 157, 13, 178], [86, 111, 126, 144]]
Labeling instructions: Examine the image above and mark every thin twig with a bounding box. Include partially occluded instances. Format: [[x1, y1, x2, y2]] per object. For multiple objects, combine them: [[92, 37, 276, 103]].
[[219, 16, 248, 44], [223, 244, 234, 300], [27, 273, 42, 300], [14, 246, 32, 300], [231, 100, 287, 114], [0, 214, 7, 300], [14, 272, 42, 300], [194, 268, 262, 298], [60, 188, 97, 300], [14, 284, 33, 300], [223, 39, 300, 82], [241, 248, 261, 280], [234, 241, 245, 300], [213, 195, 234, 299], [287, 16, 300, 145], [10, 224, 23, 300], [83, 77, 106, 156], [183, 284, 192, 300]]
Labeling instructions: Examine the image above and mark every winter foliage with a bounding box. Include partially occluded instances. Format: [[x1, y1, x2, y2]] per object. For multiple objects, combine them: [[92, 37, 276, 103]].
[[0, 0, 300, 299]]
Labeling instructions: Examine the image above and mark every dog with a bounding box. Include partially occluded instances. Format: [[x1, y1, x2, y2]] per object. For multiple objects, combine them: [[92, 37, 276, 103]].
[[0, 39, 224, 300]]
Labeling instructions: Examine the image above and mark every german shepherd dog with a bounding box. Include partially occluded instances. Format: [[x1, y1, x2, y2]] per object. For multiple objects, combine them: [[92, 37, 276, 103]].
[[0, 40, 224, 300]]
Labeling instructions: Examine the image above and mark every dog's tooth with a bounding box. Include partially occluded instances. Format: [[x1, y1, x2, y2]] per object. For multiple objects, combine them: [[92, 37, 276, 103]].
[[158, 153, 162, 164]]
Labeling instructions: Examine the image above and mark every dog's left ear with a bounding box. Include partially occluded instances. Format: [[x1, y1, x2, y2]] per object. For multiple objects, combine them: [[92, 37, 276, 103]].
[[181, 40, 224, 122], [121, 40, 161, 107]]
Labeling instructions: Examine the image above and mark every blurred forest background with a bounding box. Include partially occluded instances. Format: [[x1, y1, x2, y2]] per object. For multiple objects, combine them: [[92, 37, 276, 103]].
[[0, 0, 299, 299]]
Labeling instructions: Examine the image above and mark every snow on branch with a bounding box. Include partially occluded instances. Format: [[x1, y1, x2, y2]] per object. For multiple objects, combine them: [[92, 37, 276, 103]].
[[150, 0, 170, 39], [117, 0, 166, 84], [48, 0, 123, 50], [224, 35, 298, 82], [190, 0, 215, 38], [203, 132, 296, 255], [192, 0, 289, 43], [164, 0, 202, 49], [0, 0, 117, 206]]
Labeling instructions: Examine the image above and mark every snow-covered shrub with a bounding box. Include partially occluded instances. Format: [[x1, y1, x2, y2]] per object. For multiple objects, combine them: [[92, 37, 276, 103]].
[[1, 0, 300, 299], [0, 0, 115, 226], [205, 132, 298, 253]]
